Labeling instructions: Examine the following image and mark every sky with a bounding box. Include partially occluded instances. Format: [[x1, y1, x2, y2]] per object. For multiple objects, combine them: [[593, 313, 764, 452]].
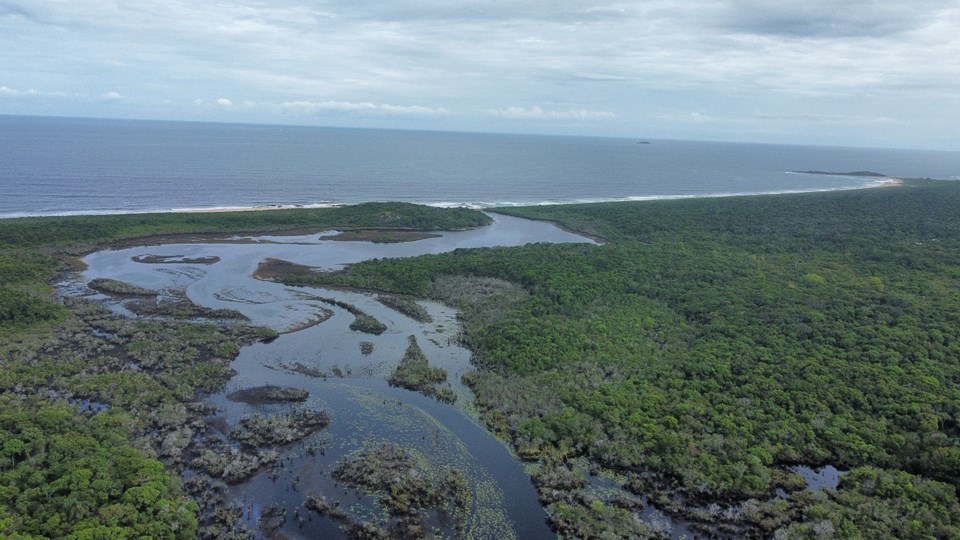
[[1, 0, 959, 150]]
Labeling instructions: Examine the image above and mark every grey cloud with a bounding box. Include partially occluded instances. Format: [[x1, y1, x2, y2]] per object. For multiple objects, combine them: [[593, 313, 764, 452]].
[[0, 1, 55, 25], [0, 0, 957, 148], [717, 0, 952, 37], [0, 2, 33, 19], [330, 0, 637, 22]]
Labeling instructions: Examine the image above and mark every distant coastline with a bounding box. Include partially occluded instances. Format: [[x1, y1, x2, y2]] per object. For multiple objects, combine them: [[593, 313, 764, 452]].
[[791, 170, 887, 177], [0, 180, 908, 220], [3, 116, 953, 220], [787, 170, 905, 189]]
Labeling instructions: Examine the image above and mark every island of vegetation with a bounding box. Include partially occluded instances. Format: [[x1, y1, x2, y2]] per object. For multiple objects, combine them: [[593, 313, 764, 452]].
[[310, 443, 470, 538], [226, 385, 309, 405], [389, 335, 456, 403], [2, 189, 960, 538], [319, 229, 443, 243], [132, 254, 221, 264]]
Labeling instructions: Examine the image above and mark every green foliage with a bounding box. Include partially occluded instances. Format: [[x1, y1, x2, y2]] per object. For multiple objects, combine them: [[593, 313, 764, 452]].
[[0, 202, 491, 538], [86, 278, 156, 297], [548, 498, 654, 539], [349, 313, 387, 335], [0, 397, 197, 539], [284, 181, 960, 530], [0, 203, 487, 336], [255, 326, 280, 342], [780, 467, 960, 538], [0, 250, 57, 284], [0, 250, 67, 331], [376, 294, 432, 323], [4, 183, 960, 535], [65, 372, 175, 410], [388, 336, 455, 403], [0, 287, 67, 330], [0, 202, 491, 249], [45, 320, 247, 408]]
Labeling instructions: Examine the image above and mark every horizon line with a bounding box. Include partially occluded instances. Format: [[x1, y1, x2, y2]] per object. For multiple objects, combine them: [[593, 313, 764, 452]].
[[2, 112, 956, 154]]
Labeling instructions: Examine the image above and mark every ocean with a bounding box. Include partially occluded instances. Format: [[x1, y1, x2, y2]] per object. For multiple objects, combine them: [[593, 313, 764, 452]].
[[1, 115, 958, 218]]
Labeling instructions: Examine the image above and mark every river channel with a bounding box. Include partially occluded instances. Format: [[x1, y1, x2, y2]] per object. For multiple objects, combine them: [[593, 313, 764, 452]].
[[77, 213, 593, 538]]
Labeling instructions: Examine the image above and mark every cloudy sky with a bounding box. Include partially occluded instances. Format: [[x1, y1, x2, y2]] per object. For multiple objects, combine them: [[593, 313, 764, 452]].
[[2, 0, 958, 149]]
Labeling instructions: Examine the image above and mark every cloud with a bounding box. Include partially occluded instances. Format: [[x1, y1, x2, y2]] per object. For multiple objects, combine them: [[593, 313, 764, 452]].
[[715, 0, 950, 38], [0, 85, 71, 99], [492, 106, 615, 120], [754, 112, 896, 124], [0, 2, 45, 24], [0, 0, 958, 148], [376, 103, 448, 115], [332, 0, 640, 23], [277, 100, 448, 116], [685, 112, 715, 124], [193, 97, 449, 116]]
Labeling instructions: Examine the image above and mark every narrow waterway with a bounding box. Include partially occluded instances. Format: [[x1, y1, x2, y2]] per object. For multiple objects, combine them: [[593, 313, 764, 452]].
[[78, 213, 593, 538]]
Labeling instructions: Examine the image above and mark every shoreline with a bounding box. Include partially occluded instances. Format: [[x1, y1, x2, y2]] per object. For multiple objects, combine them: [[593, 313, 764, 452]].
[[0, 178, 907, 220], [876, 177, 905, 187], [182, 203, 343, 213]]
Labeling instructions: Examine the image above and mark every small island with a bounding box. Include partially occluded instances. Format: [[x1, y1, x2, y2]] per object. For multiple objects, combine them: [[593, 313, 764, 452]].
[[791, 170, 887, 177]]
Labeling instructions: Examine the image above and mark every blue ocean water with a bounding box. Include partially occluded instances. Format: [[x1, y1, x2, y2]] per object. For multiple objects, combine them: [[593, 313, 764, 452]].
[[1, 115, 958, 218]]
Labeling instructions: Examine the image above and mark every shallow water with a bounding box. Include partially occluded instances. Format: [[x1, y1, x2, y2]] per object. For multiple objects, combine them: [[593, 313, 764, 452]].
[[79, 213, 592, 538], [82, 213, 590, 331], [575, 460, 696, 539], [791, 465, 847, 492]]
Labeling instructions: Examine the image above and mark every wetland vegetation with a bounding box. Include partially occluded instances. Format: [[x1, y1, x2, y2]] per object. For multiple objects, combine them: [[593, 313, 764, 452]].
[[3, 186, 960, 537], [317, 443, 471, 538], [227, 385, 310, 405], [272, 180, 960, 538], [0, 203, 493, 538], [376, 294, 433, 323], [388, 336, 456, 404], [320, 230, 443, 243]]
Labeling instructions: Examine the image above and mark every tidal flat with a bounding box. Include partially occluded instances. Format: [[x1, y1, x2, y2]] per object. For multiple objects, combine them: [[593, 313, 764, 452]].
[[66, 213, 591, 538]]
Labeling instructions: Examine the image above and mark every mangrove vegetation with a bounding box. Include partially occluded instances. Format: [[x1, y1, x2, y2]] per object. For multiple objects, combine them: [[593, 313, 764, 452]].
[[274, 180, 960, 537], [4, 186, 960, 537], [0, 202, 491, 538]]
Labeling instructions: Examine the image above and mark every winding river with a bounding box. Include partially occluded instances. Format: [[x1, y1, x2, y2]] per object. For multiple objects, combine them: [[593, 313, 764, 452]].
[[77, 213, 594, 539]]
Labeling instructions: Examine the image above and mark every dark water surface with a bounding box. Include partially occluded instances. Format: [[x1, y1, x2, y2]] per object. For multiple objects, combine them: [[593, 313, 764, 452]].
[[77, 214, 595, 539], [791, 465, 847, 492], [3, 115, 958, 217]]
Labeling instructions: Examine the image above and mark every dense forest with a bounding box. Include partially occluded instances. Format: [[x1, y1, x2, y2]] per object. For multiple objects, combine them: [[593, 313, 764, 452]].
[[280, 181, 960, 537], [0, 203, 490, 538], [3, 187, 960, 537]]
